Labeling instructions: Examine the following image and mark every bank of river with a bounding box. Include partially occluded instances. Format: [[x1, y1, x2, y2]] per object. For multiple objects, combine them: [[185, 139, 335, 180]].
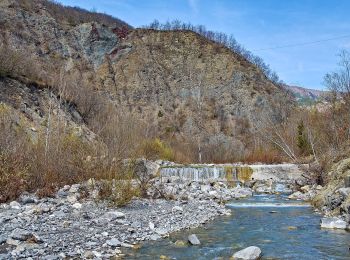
[[126, 195, 350, 259]]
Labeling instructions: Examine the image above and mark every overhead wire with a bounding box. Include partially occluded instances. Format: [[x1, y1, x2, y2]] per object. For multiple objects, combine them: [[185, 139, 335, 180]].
[[253, 34, 350, 51]]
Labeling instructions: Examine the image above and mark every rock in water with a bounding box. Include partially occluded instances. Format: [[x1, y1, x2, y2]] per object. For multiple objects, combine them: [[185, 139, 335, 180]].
[[232, 246, 262, 260], [320, 217, 347, 229], [188, 234, 200, 245], [174, 240, 186, 247]]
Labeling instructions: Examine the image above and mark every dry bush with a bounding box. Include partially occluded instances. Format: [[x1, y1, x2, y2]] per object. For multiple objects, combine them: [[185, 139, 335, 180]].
[[0, 43, 50, 86], [96, 163, 139, 206], [138, 138, 175, 161], [243, 147, 285, 164], [0, 105, 30, 202], [16, 0, 130, 28], [0, 152, 28, 202]]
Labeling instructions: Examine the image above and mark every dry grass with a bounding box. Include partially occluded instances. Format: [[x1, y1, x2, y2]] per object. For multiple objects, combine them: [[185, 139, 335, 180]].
[[243, 147, 285, 164]]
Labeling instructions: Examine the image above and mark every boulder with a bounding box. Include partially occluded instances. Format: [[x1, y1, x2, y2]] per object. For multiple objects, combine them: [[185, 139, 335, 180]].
[[149, 222, 155, 230], [172, 206, 183, 212], [9, 201, 21, 210], [10, 228, 32, 241], [300, 185, 311, 193], [320, 217, 347, 229], [72, 203, 82, 209], [106, 238, 121, 247], [69, 184, 81, 193], [188, 234, 200, 245], [131, 158, 160, 179], [337, 187, 350, 197], [232, 246, 262, 260], [104, 211, 125, 220], [174, 240, 186, 247], [288, 191, 307, 200], [10, 228, 42, 243]]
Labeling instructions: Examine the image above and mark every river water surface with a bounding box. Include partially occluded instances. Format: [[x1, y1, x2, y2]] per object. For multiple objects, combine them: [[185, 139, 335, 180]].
[[126, 195, 350, 259]]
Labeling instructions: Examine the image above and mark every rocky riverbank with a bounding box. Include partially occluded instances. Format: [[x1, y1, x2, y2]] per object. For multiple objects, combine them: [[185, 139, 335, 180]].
[[0, 179, 252, 259]]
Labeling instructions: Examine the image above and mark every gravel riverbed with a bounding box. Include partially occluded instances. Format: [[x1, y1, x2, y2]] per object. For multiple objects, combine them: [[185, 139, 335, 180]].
[[0, 179, 249, 259]]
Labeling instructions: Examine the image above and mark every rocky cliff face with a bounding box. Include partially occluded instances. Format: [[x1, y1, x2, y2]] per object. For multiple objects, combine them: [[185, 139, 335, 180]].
[[98, 29, 292, 133], [0, 0, 294, 161]]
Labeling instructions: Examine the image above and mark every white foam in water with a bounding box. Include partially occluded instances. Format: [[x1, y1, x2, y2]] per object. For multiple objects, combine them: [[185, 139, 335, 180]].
[[227, 202, 311, 208]]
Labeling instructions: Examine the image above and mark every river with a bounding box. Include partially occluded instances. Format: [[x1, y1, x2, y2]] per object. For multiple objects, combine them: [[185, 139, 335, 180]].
[[125, 194, 350, 259]]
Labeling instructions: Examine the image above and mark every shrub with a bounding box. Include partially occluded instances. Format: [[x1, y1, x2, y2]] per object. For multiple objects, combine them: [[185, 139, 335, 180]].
[[139, 138, 175, 161], [97, 165, 139, 206], [0, 152, 28, 202]]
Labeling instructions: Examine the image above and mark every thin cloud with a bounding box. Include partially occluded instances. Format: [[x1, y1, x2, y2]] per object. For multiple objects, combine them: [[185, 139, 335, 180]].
[[188, 0, 199, 14]]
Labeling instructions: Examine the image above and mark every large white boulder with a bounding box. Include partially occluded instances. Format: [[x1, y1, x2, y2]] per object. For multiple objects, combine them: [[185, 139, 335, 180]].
[[320, 217, 347, 229], [232, 246, 262, 260]]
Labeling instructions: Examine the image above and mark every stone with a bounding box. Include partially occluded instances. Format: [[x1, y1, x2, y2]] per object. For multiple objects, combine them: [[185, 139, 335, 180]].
[[0, 235, 6, 245], [10, 228, 32, 241], [337, 187, 350, 197], [172, 206, 183, 212], [67, 194, 78, 203], [288, 191, 307, 200], [287, 226, 297, 230], [155, 228, 168, 236], [174, 240, 186, 247], [10, 201, 21, 210], [72, 203, 82, 209], [150, 234, 161, 241], [300, 185, 310, 192], [121, 242, 133, 248], [232, 246, 262, 260], [105, 211, 125, 220], [83, 251, 94, 259], [106, 238, 121, 247], [19, 195, 37, 204], [69, 184, 81, 193], [10, 228, 42, 243], [321, 217, 347, 229], [149, 222, 155, 230], [188, 234, 200, 245]]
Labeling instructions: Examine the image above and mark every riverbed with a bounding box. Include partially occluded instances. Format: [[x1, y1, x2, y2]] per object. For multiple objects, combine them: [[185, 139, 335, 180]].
[[125, 195, 350, 259]]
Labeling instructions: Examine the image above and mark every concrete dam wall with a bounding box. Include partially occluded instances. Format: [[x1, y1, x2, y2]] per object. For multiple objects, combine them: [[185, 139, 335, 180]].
[[159, 164, 305, 182]]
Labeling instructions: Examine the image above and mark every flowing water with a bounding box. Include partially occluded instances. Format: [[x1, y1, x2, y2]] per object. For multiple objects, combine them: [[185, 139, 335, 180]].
[[125, 195, 350, 260]]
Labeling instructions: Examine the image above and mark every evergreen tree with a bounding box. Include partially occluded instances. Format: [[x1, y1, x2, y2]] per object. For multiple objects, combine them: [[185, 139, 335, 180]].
[[296, 120, 312, 155]]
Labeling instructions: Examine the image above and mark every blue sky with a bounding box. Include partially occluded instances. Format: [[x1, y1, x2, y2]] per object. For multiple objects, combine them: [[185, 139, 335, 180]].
[[58, 0, 350, 90]]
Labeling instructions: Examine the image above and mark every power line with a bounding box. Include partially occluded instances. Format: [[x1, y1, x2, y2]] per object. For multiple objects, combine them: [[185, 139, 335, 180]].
[[253, 34, 350, 51]]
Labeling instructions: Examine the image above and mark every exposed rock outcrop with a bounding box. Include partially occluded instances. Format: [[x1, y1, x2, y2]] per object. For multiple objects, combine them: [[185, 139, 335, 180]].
[[0, 0, 294, 159]]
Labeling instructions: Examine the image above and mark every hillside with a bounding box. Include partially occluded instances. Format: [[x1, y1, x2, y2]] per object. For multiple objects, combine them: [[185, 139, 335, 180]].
[[0, 0, 294, 163], [283, 84, 329, 106]]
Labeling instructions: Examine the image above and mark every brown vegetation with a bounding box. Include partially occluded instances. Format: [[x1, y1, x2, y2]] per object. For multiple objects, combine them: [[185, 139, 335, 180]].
[[15, 0, 131, 28]]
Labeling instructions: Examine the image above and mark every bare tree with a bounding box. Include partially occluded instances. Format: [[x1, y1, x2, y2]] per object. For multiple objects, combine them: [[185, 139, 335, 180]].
[[324, 50, 350, 139]]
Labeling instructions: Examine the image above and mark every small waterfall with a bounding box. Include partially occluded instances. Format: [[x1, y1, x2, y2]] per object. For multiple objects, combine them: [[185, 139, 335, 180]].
[[160, 166, 227, 181], [159, 164, 255, 182], [232, 168, 238, 181]]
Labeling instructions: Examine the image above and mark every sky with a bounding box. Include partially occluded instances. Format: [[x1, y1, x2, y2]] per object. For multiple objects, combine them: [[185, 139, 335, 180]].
[[58, 0, 350, 90]]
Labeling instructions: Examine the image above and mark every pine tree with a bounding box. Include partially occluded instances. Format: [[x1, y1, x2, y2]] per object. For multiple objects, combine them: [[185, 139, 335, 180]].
[[296, 120, 312, 155]]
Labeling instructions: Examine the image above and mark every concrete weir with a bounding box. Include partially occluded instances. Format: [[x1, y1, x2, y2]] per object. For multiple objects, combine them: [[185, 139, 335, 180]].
[[159, 163, 305, 183]]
